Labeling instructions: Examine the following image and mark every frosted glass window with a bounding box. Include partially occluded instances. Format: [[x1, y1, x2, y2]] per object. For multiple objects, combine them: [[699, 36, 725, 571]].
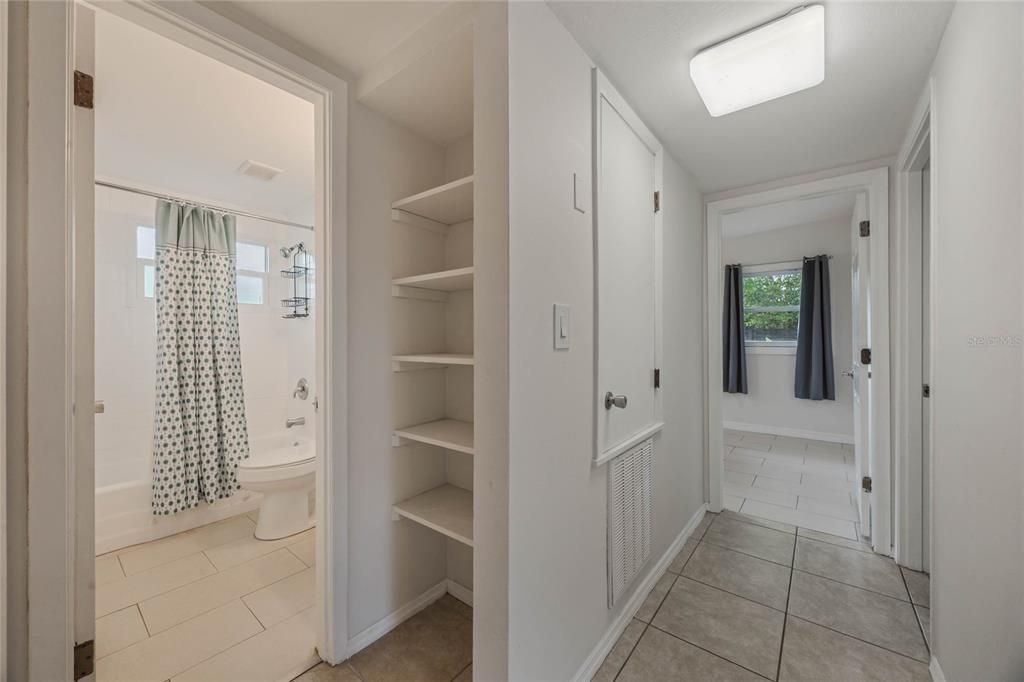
[[236, 241, 268, 273], [136, 226, 156, 259], [237, 274, 264, 305]]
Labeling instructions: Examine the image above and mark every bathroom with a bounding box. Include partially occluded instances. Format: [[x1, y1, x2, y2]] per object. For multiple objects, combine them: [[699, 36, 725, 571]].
[[91, 9, 321, 676]]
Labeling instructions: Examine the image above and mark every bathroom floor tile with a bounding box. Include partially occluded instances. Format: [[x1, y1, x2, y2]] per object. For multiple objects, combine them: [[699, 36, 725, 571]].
[[96, 605, 149, 659], [289, 536, 316, 567], [797, 496, 859, 522], [797, 527, 872, 553], [97, 552, 218, 618], [96, 553, 126, 586], [204, 527, 313, 571], [739, 500, 858, 540], [117, 515, 255, 576], [243, 567, 316, 628], [294, 662, 363, 682], [725, 481, 798, 509]]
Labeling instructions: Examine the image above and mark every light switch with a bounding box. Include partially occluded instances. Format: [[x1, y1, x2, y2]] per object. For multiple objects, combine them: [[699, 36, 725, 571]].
[[554, 304, 570, 350]]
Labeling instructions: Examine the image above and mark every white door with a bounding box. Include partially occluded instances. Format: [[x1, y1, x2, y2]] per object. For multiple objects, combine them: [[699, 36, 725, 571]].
[[595, 87, 657, 459], [850, 195, 871, 538], [921, 162, 932, 571], [73, 3, 97, 673]]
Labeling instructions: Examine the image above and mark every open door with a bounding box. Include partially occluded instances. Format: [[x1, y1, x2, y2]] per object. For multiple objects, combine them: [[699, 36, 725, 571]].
[[850, 194, 871, 540], [73, 3, 97, 677]]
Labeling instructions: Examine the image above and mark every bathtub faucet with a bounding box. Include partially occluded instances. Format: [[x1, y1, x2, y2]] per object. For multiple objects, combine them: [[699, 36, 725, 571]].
[[285, 417, 306, 429]]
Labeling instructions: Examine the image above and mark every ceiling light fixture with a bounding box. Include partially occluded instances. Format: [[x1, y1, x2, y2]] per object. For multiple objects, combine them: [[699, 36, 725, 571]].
[[690, 5, 825, 117]]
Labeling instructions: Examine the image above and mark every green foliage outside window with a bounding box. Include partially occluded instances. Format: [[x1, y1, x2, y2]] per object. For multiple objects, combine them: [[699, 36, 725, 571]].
[[743, 269, 801, 343]]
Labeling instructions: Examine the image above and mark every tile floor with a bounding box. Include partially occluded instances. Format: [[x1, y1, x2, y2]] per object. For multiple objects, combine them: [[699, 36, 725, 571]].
[[94, 510, 318, 681], [594, 510, 932, 682], [723, 430, 863, 540]]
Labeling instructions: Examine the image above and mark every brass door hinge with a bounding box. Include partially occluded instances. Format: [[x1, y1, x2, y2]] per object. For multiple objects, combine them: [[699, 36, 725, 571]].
[[74, 640, 94, 680], [74, 70, 94, 109], [859, 220, 870, 237]]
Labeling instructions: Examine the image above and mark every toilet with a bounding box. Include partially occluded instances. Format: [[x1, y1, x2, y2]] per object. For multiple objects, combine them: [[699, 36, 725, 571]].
[[237, 439, 315, 540]]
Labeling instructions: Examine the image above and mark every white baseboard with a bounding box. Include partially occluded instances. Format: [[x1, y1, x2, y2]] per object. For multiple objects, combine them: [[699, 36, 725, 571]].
[[446, 579, 473, 607], [929, 656, 946, 682], [346, 580, 448, 658], [572, 503, 709, 682], [724, 420, 854, 445]]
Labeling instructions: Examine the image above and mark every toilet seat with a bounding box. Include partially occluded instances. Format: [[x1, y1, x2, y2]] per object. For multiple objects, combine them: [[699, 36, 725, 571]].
[[237, 448, 315, 484]]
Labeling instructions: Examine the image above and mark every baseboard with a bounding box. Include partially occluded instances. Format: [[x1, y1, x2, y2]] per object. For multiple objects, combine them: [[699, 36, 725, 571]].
[[724, 421, 854, 445], [572, 503, 709, 682], [346, 580, 448, 658], [446, 579, 473, 607], [929, 656, 946, 682]]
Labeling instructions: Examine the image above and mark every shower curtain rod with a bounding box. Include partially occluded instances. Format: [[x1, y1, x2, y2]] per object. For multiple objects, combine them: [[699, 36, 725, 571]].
[[95, 180, 314, 231]]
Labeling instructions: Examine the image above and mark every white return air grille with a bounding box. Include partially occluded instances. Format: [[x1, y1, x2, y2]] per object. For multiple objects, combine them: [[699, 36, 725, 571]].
[[607, 438, 653, 607]]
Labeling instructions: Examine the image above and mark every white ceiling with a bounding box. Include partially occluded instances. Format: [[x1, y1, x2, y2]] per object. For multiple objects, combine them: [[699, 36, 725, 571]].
[[722, 192, 857, 239], [95, 11, 315, 224], [549, 1, 953, 192]]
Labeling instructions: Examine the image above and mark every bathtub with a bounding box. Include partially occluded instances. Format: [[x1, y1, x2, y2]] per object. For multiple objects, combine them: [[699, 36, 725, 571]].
[[94, 433, 309, 555]]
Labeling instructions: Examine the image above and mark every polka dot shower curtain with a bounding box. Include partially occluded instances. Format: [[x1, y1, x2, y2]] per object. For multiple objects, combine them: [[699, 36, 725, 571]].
[[151, 200, 250, 515]]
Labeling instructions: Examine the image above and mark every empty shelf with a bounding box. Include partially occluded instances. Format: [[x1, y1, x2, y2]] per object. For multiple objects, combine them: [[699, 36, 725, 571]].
[[392, 175, 473, 225], [393, 484, 473, 547], [394, 418, 474, 454], [393, 354, 474, 371], [392, 267, 474, 292]]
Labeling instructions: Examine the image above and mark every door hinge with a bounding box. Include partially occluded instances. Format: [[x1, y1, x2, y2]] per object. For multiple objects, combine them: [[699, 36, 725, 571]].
[[654, 368, 661, 389], [922, 383, 931, 398], [862, 476, 872, 494], [860, 348, 872, 365], [653, 191, 661, 213], [74, 640, 95, 680], [74, 70, 94, 109], [859, 220, 870, 237]]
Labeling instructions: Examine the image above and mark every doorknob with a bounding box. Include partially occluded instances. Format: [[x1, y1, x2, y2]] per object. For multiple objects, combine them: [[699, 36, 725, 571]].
[[604, 392, 628, 410], [841, 369, 855, 379]]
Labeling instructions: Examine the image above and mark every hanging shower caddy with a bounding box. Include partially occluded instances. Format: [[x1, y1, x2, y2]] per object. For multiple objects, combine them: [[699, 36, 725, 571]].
[[280, 242, 311, 319]]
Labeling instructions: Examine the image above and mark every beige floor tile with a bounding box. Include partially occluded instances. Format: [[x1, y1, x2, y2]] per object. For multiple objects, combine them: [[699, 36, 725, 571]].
[[739, 500, 858, 539], [140, 549, 305, 633], [289, 536, 316, 567], [719, 509, 795, 534], [666, 538, 699, 574], [724, 470, 755, 487], [797, 527, 871, 553], [724, 457, 763, 476], [618, 627, 764, 682], [173, 608, 318, 682], [204, 528, 313, 571], [96, 605, 149, 659], [795, 538, 906, 599], [635, 573, 675, 623], [653, 577, 784, 679], [96, 553, 126, 586], [800, 473, 858, 493], [349, 598, 472, 682], [762, 449, 805, 466], [779, 616, 930, 681], [293, 662, 362, 682], [729, 448, 768, 464], [683, 542, 791, 610], [725, 481, 797, 508], [797, 496, 859, 522], [96, 600, 263, 682], [704, 514, 795, 566], [96, 552, 217, 618], [757, 477, 852, 507], [118, 516, 255, 576], [722, 494, 743, 511], [788, 571, 929, 662], [915, 605, 931, 649], [243, 567, 315, 628], [756, 463, 803, 483], [592, 619, 645, 682], [901, 567, 930, 607]]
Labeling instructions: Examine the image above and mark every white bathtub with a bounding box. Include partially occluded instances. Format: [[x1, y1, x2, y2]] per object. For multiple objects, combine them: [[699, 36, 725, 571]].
[[94, 433, 309, 555]]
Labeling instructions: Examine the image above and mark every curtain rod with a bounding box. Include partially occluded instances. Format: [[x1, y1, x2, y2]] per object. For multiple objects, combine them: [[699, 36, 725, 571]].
[[96, 180, 314, 231], [730, 255, 833, 268]]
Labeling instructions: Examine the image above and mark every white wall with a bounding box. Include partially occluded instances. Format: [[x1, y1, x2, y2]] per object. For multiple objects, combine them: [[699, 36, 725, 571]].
[[721, 218, 854, 441], [925, 4, 1024, 679], [506, 4, 705, 679]]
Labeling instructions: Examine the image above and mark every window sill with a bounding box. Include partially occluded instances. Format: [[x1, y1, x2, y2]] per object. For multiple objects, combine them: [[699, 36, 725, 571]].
[[746, 345, 797, 356]]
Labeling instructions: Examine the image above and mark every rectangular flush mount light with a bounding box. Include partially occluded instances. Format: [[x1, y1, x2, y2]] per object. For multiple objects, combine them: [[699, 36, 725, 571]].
[[690, 5, 825, 117]]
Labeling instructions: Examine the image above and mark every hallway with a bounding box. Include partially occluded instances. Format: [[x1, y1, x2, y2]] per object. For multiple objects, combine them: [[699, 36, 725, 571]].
[[594, 511, 931, 681]]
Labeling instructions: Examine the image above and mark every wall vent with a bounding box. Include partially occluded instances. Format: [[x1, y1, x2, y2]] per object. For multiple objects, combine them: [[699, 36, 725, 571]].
[[236, 160, 283, 181], [607, 438, 653, 607]]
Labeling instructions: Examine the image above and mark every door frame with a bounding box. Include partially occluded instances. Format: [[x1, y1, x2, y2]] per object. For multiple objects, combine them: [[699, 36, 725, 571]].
[[894, 83, 934, 570], [0, 2, 8, 677], [705, 167, 892, 554], [24, 1, 349, 674]]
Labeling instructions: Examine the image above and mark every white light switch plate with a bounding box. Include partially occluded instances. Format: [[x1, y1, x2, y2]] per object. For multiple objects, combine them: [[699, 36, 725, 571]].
[[554, 303, 570, 350]]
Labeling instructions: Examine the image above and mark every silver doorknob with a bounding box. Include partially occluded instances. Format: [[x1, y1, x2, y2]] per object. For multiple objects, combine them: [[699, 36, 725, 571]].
[[841, 369, 855, 378], [604, 392, 628, 410]]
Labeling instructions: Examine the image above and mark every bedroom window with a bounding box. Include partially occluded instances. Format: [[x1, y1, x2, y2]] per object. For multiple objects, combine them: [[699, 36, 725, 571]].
[[742, 262, 802, 347]]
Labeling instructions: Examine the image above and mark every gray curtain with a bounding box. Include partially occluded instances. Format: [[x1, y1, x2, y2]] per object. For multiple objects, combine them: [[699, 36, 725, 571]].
[[795, 255, 835, 400], [152, 200, 250, 515], [722, 264, 748, 394]]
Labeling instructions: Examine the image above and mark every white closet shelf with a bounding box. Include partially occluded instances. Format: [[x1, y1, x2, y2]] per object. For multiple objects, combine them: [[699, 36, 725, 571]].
[[392, 267, 474, 292], [392, 484, 473, 547], [392, 175, 473, 226], [392, 354, 474, 372], [393, 418, 474, 454]]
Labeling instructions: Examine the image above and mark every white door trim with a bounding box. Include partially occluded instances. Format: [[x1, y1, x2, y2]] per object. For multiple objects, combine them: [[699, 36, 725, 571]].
[[0, 2, 8, 678], [25, 0, 349, 671], [705, 167, 892, 555], [894, 82, 934, 570]]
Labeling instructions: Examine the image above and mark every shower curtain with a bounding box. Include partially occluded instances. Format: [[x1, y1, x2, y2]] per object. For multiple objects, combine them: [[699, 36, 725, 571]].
[[152, 200, 250, 515]]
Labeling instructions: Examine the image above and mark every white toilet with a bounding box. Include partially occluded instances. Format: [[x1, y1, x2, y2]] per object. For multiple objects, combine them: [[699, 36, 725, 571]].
[[237, 439, 315, 540]]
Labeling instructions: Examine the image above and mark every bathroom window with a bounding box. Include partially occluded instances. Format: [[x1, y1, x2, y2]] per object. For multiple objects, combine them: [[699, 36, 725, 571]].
[[136, 227, 269, 306]]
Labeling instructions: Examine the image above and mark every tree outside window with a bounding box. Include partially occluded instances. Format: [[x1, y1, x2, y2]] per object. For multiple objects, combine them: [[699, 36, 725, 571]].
[[742, 265, 801, 345]]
